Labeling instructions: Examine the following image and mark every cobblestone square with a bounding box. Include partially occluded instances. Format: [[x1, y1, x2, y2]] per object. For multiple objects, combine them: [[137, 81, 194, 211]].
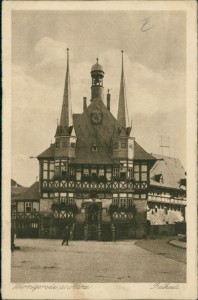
[[11, 238, 186, 283]]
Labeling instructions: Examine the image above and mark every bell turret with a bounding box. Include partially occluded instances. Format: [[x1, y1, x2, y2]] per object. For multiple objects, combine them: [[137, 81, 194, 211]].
[[91, 58, 104, 101]]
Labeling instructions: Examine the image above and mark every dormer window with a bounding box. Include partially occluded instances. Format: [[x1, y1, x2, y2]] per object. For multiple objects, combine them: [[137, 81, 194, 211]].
[[155, 174, 163, 183], [71, 142, 76, 149], [92, 144, 98, 152]]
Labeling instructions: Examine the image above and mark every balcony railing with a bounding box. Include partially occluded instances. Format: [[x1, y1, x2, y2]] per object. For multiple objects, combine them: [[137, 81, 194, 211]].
[[16, 212, 40, 219], [147, 194, 186, 205], [42, 180, 148, 191]]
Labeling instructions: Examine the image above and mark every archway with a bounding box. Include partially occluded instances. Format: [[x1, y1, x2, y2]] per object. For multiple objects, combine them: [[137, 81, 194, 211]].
[[87, 203, 100, 240]]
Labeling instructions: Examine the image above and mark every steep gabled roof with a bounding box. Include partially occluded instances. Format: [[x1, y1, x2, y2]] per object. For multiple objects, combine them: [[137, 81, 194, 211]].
[[15, 182, 40, 201], [72, 98, 117, 164], [134, 141, 156, 161], [150, 153, 186, 190]]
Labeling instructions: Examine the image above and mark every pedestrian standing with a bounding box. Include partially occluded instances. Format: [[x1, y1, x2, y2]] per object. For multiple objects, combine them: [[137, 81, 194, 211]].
[[62, 225, 70, 246]]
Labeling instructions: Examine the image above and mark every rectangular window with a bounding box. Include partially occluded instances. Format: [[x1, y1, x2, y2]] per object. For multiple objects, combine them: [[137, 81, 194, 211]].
[[113, 198, 119, 205], [69, 167, 74, 176], [128, 168, 133, 179], [43, 171, 48, 180], [60, 192, 66, 202], [55, 161, 60, 167], [49, 162, 54, 170], [43, 193, 48, 198], [91, 167, 97, 175], [49, 172, 54, 180], [61, 161, 67, 171], [92, 145, 98, 151], [121, 143, 127, 149], [113, 167, 118, 177], [63, 142, 67, 148], [99, 168, 104, 176], [25, 202, 32, 212], [128, 198, 133, 205], [134, 164, 140, 172], [134, 173, 140, 181], [106, 194, 112, 198], [76, 171, 81, 180], [141, 164, 147, 172], [68, 198, 74, 205], [83, 168, 89, 175], [60, 197, 66, 202], [56, 142, 60, 148], [141, 173, 148, 181], [120, 198, 127, 206], [43, 162, 48, 170]]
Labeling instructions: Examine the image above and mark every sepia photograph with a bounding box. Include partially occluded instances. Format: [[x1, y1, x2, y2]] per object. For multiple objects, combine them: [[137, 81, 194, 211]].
[[2, 1, 197, 299]]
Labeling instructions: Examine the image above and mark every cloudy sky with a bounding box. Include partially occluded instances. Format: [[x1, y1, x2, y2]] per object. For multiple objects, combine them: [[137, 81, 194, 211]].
[[11, 10, 186, 187]]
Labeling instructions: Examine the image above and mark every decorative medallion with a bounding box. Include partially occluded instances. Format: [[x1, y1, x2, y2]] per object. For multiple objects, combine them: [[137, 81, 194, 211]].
[[91, 109, 103, 124]]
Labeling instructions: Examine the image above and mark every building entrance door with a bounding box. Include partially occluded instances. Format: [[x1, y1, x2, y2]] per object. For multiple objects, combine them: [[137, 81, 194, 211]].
[[115, 223, 129, 240], [87, 203, 100, 240]]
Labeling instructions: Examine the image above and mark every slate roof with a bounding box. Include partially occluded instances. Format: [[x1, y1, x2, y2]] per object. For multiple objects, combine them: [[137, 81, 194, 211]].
[[72, 98, 116, 164], [11, 179, 28, 203], [14, 182, 40, 201], [134, 141, 156, 161], [11, 187, 28, 203], [37, 144, 55, 159], [150, 154, 186, 190]]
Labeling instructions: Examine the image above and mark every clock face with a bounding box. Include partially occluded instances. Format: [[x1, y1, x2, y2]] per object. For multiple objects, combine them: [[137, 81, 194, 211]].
[[91, 110, 103, 124]]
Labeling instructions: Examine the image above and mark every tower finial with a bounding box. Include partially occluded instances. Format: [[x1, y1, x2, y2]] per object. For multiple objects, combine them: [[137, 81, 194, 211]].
[[121, 50, 124, 71], [117, 50, 130, 129], [96, 57, 99, 63], [67, 48, 69, 70]]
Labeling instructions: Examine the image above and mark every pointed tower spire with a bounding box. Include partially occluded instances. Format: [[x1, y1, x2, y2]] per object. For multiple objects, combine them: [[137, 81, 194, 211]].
[[117, 50, 130, 129], [60, 48, 73, 127]]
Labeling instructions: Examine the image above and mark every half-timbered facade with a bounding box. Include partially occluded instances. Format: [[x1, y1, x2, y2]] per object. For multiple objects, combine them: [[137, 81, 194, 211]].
[[36, 49, 156, 240]]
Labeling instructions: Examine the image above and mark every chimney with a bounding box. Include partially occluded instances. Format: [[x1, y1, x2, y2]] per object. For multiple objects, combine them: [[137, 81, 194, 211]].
[[107, 90, 110, 111], [83, 97, 87, 111]]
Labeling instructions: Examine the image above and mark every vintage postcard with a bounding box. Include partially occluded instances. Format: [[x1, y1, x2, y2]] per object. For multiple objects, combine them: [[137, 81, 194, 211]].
[[2, 1, 197, 299]]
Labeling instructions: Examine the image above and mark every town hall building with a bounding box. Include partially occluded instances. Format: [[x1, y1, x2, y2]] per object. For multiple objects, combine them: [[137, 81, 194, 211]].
[[13, 49, 186, 240]]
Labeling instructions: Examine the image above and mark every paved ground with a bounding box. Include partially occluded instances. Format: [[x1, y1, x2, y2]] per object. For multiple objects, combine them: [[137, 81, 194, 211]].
[[12, 238, 186, 283], [168, 239, 186, 249], [136, 236, 186, 264]]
